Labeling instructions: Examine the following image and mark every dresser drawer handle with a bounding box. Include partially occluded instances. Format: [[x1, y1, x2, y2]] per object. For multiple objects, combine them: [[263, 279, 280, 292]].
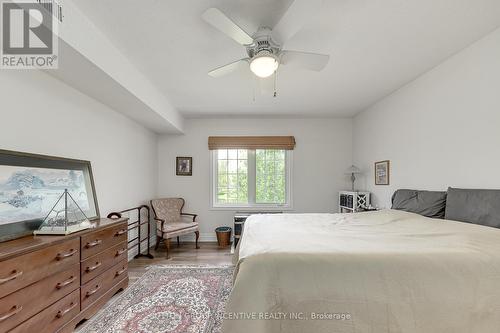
[[56, 302, 77, 319], [115, 248, 127, 257], [85, 262, 102, 273], [56, 276, 76, 289], [115, 267, 127, 277], [85, 239, 102, 248], [85, 285, 101, 297], [56, 249, 77, 261], [0, 305, 23, 322], [0, 270, 23, 285], [114, 229, 127, 237]]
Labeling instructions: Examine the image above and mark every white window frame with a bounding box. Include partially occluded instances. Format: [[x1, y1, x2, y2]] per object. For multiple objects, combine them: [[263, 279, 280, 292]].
[[210, 149, 293, 210]]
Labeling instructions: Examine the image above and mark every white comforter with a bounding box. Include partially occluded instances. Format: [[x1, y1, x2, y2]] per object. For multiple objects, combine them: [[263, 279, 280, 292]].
[[223, 210, 500, 333]]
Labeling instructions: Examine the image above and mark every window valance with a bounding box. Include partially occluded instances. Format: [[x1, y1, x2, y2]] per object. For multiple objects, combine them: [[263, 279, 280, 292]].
[[208, 136, 296, 150]]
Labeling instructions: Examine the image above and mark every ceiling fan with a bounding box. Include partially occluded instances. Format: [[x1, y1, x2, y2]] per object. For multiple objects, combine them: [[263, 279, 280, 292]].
[[202, 0, 329, 80]]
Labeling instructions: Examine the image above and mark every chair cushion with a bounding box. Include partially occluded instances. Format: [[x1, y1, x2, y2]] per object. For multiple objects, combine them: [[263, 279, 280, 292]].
[[161, 221, 198, 233], [157, 221, 199, 238]]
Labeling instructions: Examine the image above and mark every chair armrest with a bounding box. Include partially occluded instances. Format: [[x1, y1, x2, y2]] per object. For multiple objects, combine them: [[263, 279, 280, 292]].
[[181, 213, 197, 222], [154, 217, 165, 230]]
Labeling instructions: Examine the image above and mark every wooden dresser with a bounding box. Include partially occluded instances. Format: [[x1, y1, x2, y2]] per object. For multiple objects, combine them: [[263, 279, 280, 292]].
[[0, 218, 129, 333]]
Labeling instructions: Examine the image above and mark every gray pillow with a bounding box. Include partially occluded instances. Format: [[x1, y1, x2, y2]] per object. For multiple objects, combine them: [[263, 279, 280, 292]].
[[445, 187, 500, 228], [392, 189, 447, 219]]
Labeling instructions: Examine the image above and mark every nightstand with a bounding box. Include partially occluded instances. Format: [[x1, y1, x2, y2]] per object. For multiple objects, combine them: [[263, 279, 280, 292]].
[[339, 191, 371, 213]]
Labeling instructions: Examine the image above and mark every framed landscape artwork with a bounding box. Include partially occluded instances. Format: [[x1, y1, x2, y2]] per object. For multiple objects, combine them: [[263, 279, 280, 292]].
[[375, 160, 390, 185], [176, 157, 193, 176], [0, 150, 99, 242]]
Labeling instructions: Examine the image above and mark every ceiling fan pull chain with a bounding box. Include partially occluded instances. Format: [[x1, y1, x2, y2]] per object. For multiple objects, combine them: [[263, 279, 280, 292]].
[[273, 70, 278, 98]]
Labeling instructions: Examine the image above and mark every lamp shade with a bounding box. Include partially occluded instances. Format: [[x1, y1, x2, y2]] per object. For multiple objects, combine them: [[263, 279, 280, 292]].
[[345, 165, 362, 174]]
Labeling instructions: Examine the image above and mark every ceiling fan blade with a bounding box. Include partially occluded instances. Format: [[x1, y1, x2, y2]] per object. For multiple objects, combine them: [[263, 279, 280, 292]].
[[272, 0, 322, 46], [280, 51, 329, 71], [208, 59, 249, 78], [202, 8, 254, 45]]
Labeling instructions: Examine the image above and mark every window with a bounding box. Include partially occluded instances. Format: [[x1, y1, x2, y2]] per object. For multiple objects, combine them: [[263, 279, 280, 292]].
[[256, 149, 286, 204], [216, 149, 248, 204], [212, 149, 291, 209]]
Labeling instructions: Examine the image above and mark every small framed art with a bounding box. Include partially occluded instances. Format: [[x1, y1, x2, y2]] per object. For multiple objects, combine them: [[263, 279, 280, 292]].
[[176, 157, 192, 176], [375, 160, 390, 185]]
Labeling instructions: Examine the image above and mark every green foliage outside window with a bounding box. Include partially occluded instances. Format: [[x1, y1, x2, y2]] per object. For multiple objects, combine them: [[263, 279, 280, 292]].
[[216, 149, 286, 205], [256, 149, 286, 204], [217, 149, 248, 204]]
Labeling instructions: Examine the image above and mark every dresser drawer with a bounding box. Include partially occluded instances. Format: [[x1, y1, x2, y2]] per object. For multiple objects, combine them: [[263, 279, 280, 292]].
[[81, 242, 127, 284], [0, 264, 80, 332], [81, 259, 128, 310], [9, 288, 80, 333], [0, 238, 79, 299], [81, 222, 128, 260]]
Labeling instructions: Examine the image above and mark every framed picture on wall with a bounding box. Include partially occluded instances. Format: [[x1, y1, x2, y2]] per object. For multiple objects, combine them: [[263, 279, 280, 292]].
[[176, 157, 192, 176], [375, 160, 390, 185]]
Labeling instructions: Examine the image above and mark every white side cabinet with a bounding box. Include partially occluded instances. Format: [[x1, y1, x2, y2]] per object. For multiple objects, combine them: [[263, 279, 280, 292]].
[[339, 191, 370, 213]]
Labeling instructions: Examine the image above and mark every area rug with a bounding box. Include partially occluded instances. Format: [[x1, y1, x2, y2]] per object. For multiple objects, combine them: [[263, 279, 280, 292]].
[[78, 264, 234, 333]]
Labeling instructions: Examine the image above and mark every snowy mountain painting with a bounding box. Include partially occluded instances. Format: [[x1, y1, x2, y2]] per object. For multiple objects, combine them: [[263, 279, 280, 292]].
[[0, 166, 90, 225]]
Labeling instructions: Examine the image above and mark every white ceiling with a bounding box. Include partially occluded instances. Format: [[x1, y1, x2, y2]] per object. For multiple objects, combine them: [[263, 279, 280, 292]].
[[74, 0, 500, 118]]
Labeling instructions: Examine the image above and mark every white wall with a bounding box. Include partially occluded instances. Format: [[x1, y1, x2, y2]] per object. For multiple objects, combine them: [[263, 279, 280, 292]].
[[0, 70, 158, 253], [353, 27, 500, 208], [8, 25, 498, 247], [158, 118, 353, 240]]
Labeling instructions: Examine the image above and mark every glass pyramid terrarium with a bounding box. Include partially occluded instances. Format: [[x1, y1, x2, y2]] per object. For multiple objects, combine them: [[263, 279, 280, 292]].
[[34, 189, 94, 235]]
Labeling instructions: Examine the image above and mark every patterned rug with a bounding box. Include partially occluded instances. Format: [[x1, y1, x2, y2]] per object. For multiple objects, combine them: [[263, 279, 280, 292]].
[[78, 265, 234, 333]]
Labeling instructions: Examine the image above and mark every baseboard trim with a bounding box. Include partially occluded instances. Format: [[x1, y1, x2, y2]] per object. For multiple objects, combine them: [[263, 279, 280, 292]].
[[179, 232, 218, 242], [199, 232, 218, 242]]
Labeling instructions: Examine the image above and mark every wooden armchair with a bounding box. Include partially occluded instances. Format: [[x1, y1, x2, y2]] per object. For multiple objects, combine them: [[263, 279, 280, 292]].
[[150, 198, 200, 258]]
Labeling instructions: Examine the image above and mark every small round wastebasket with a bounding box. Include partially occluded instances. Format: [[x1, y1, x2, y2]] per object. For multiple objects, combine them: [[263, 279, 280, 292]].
[[215, 226, 232, 248]]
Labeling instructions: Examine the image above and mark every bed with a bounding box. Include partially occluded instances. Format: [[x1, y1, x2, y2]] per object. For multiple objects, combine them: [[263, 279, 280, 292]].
[[223, 194, 500, 332]]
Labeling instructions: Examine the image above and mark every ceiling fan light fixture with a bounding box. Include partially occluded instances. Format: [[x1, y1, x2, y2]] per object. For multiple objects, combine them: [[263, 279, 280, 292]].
[[250, 53, 279, 78]]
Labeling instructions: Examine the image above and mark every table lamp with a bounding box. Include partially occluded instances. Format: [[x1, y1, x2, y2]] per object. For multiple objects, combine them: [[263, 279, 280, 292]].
[[345, 165, 362, 191]]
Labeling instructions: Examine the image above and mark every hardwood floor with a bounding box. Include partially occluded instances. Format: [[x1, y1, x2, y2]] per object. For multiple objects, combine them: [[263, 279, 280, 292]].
[[129, 241, 233, 284]]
